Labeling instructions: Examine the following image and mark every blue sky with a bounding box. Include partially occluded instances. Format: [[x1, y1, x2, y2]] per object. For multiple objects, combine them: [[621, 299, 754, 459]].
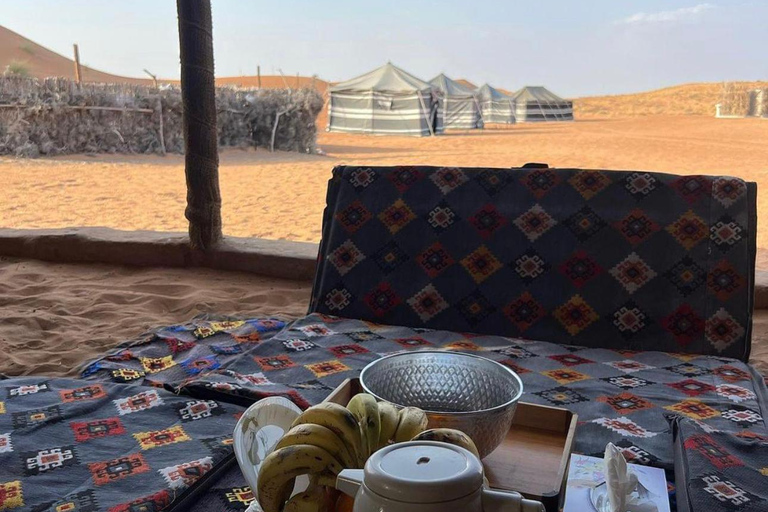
[[3, 1, 766, 97]]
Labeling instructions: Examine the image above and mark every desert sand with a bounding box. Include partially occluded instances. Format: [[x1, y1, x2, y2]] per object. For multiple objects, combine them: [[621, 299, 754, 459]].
[[3, 115, 767, 268], [0, 257, 310, 377], [1, 257, 766, 379]]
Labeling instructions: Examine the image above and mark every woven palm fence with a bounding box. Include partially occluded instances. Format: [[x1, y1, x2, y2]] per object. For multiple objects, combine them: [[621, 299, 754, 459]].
[[0, 76, 324, 157], [717, 82, 768, 118]]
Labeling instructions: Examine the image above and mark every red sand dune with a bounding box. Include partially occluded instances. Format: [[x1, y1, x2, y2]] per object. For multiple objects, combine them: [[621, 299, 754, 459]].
[[0, 25, 154, 85]]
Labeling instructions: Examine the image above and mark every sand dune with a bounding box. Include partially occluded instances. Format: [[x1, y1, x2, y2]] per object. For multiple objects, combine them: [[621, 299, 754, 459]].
[[0, 26, 154, 85], [0, 24, 330, 93], [217, 75, 328, 93], [575, 82, 768, 118]]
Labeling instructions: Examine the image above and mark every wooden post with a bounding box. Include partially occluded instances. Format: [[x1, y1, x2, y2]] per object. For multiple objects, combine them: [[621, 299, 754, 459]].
[[257, 65, 261, 89], [73, 44, 82, 84], [155, 98, 166, 156], [177, 0, 222, 250]]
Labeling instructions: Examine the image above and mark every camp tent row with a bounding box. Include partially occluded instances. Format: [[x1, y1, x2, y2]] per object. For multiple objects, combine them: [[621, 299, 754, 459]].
[[327, 63, 573, 136]]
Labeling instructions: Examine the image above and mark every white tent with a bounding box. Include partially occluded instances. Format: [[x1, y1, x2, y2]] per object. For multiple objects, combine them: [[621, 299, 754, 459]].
[[477, 84, 516, 125], [327, 63, 441, 136], [429, 74, 482, 130], [512, 86, 573, 122]]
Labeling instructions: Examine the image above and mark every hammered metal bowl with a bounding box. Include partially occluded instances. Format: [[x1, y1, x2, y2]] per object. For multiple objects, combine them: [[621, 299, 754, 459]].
[[360, 350, 523, 459]]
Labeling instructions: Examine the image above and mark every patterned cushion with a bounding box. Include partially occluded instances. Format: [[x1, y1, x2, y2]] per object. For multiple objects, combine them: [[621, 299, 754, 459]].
[[185, 462, 256, 512], [673, 416, 768, 512], [82, 313, 768, 476], [0, 377, 243, 511], [310, 166, 757, 359], [81, 315, 287, 389]]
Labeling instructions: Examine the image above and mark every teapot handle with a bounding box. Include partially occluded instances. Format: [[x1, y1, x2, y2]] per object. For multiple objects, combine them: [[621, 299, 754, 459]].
[[482, 489, 546, 512], [336, 469, 365, 498]]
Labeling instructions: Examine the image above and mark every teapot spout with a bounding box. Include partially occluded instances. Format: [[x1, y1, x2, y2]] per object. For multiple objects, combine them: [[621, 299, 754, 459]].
[[482, 489, 546, 512], [336, 469, 364, 498]]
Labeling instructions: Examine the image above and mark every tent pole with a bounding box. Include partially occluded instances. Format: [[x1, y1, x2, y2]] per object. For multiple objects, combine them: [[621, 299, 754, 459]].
[[177, 0, 222, 250], [418, 92, 435, 136], [536, 97, 547, 122], [473, 96, 483, 128]]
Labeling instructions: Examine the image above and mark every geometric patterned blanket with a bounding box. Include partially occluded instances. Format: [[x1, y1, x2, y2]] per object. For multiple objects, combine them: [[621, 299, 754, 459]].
[[81, 313, 768, 511], [673, 416, 768, 512], [0, 377, 244, 512], [310, 166, 757, 360]]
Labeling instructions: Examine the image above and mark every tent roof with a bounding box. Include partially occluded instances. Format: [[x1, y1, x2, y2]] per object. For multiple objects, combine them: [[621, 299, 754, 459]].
[[429, 73, 477, 97], [455, 79, 478, 90], [477, 84, 512, 101], [512, 86, 569, 103], [330, 62, 432, 93]]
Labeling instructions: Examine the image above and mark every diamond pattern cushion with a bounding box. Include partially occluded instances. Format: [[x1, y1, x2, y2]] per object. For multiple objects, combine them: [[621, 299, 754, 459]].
[[82, 313, 768, 477], [309, 166, 757, 360]]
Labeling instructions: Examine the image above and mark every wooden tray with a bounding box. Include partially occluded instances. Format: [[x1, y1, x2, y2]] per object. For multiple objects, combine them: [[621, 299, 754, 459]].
[[325, 378, 577, 512]]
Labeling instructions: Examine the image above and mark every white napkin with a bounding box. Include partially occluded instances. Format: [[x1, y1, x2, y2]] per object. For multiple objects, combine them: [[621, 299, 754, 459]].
[[603, 443, 658, 512]]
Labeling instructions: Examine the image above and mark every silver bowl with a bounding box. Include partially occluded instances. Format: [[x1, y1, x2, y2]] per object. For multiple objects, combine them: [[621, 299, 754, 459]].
[[360, 350, 523, 459]]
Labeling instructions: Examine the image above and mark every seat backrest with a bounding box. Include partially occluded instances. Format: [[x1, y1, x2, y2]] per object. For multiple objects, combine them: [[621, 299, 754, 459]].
[[310, 166, 756, 360]]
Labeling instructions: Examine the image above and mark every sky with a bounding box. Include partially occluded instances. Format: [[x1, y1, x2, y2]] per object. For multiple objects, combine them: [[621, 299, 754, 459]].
[[2, 0, 767, 97]]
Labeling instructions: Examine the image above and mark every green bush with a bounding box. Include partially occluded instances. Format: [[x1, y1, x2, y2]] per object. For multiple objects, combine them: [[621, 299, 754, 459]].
[[4, 60, 30, 77]]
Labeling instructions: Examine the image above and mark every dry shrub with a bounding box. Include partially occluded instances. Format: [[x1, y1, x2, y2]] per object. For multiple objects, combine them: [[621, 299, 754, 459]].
[[0, 76, 323, 157]]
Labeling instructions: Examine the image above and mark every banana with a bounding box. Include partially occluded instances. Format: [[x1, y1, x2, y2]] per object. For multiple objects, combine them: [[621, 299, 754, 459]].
[[377, 402, 400, 448], [257, 444, 343, 512], [291, 403, 365, 467], [283, 486, 330, 512], [394, 406, 429, 443], [275, 423, 357, 468], [411, 428, 481, 459], [347, 393, 380, 458]]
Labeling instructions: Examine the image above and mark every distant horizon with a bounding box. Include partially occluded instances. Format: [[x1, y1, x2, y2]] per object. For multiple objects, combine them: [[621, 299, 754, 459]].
[[2, 1, 766, 97]]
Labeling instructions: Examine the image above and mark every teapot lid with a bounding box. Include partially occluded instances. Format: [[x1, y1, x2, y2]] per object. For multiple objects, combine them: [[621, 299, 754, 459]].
[[364, 440, 484, 503]]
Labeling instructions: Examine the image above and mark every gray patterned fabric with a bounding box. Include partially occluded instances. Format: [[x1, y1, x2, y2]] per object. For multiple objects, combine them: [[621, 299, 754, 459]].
[[0, 377, 243, 511], [82, 313, 768, 477], [309, 166, 757, 360], [673, 416, 768, 512]]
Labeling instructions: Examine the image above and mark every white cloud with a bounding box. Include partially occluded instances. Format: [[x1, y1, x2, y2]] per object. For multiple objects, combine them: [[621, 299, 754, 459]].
[[617, 4, 715, 25]]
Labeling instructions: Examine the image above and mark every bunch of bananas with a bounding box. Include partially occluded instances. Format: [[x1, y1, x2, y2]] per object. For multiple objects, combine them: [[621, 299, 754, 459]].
[[257, 394, 479, 512]]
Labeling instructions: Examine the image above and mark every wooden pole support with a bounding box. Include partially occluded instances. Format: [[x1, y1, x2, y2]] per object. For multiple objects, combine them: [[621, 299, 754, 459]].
[[73, 44, 82, 84], [176, 0, 222, 250]]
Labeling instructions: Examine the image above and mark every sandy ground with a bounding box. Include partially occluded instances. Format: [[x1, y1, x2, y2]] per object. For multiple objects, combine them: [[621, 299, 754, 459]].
[[0, 257, 765, 379], [0, 257, 310, 377], [3, 115, 768, 268]]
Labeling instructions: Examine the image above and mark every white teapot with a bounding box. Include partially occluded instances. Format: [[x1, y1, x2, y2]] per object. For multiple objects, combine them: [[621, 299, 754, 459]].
[[336, 441, 545, 512]]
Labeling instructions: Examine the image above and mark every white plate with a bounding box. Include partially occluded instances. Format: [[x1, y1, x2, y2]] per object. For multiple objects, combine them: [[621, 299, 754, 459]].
[[233, 396, 310, 512]]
